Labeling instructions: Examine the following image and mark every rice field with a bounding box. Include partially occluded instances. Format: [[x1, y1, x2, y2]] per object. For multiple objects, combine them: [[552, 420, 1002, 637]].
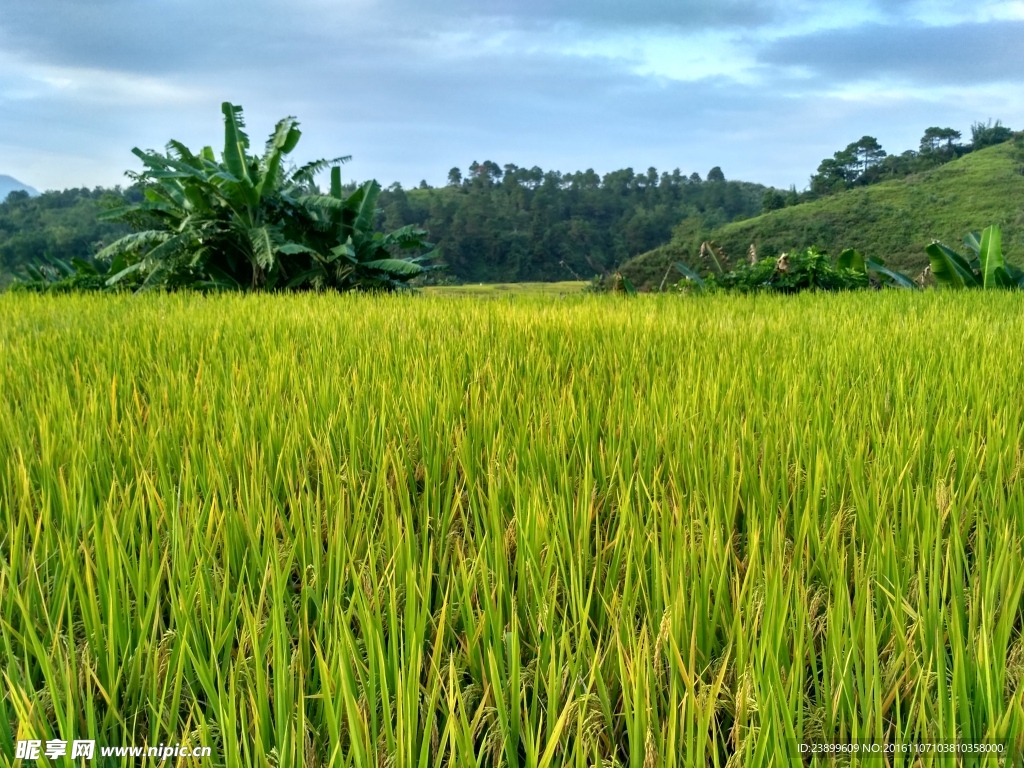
[[418, 282, 587, 298], [2, 290, 1024, 767]]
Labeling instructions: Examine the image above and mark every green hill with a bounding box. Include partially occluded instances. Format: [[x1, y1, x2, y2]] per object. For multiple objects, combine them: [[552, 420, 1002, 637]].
[[621, 138, 1024, 289]]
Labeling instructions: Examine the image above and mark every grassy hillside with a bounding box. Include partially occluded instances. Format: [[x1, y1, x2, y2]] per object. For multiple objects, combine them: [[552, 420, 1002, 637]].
[[622, 139, 1024, 289]]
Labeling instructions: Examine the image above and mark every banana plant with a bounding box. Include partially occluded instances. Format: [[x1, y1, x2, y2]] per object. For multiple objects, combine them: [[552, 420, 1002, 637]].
[[98, 103, 438, 292], [926, 225, 1024, 289], [838, 249, 917, 289], [13, 253, 137, 292], [671, 246, 914, 293], [292, 167, 440, 291], [674, 261, 705, 291]]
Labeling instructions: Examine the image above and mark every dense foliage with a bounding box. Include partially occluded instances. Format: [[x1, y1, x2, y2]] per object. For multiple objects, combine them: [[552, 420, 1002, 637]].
[[95, 103, 437, 292], [1, 165, 766, 287], [797, 120, 1017, 203], [3, 119, 1016, 288], [4, 292, 1024, 765], [7, 253, 140, 294], [666, 245, 914, 294], [622, 138, 1024, 288], [0, 187, 136, 286], [927, 224, 1024, 290], [697, 248, 870, 293], [374, 165, 767, 282]]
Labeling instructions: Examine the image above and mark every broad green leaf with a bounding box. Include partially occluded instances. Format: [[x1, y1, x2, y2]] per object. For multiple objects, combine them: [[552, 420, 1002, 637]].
[[330, 166, 342, 200], [95, 231, 168, 261], [926, 242, 980, 289], [963, 230, 982, 256], [182, 185, 209, 213], [359, 258, 425, 276], [258, 117, 302, 200], [219, 179, 259, 219], [283, 157, 349, 189], [866, 258, 917, 289], [353, 180, 380, 235], [992, 266, 1016, 288], [837, 248, 866, 273], [221, 102, 252, 186], [978, 224, 1004, 289], [24, 264, 46, 282], [284, 266, 328, 288], [302, 194, 346, 213], [248, 227, 277, 270], [328, 241, 356, 264], [1003, 263, 1024, 288], [277, 243, 321, 257], [51, 258, 74, 276], [108, 250, 127, 277], [70, 258, 99, 276], [203, 264, 245, 289], [134, 231, 192, 266], [97, 206, 132, 222], [674, 261, 705, 290], [104, 260, 144, 286]]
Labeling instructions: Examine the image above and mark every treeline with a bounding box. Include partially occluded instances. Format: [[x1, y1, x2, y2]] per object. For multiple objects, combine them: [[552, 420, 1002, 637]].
[[0, 165, 767, 285], [375, 163, 767, 282], [0, 187, 138, 282], [764, 120, 1016, 210]]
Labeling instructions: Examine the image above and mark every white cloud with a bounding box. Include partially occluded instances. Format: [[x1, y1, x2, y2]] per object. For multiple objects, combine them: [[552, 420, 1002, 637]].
[[1, 0, 1023, 192]]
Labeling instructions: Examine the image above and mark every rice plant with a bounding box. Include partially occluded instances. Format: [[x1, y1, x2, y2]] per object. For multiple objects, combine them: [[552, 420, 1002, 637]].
[[2, 291, 1023, 767]]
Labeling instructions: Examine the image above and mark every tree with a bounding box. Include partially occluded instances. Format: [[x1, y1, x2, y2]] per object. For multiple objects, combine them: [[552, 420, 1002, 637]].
[[0, 186, 140, 282], [810, 154, 856, 196], [809, 136, 887, 195], [762, 189, 786, 212], [4, 147, 771, 287], [98, 102, 438, 292], [469, 160, 502, 184], [707, 166, 726, 183], [447, 167, 463, 186], [920, 127, 961, 155], [847, 136, 886, 176], [971, 119, 1013, 149]]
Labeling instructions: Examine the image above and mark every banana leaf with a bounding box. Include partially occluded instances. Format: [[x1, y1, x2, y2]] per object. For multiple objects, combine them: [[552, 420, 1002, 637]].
[[866, 258, 917, 289], [978, 225, 1004, 289], [837, 248, 866, 273], [674, 261, 706, 290], [360, 258, 427, 276], [926, 242, 980, 289]]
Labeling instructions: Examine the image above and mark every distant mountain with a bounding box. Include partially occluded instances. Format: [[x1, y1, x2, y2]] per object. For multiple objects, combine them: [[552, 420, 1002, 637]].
[[0, 175, 40, 200]]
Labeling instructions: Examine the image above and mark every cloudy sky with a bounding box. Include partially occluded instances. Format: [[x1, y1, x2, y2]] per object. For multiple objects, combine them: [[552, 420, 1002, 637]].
[[1, 0, 1022, 192]]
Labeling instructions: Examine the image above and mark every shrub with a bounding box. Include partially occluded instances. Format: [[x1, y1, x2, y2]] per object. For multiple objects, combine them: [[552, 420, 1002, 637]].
[[97, 103, 440, 292], [671, 245, 915, 293]]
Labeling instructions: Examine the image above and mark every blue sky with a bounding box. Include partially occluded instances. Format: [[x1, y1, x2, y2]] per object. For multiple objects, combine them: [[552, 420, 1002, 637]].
[[1, 0, 1022, 192]]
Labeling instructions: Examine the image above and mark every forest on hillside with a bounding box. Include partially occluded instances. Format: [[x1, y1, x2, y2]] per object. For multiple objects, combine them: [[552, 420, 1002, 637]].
[[0, 120, 1016, 286], [0, 165, 766, 285], [375, 164, 766, 282], [0, 188, 137, 282]]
